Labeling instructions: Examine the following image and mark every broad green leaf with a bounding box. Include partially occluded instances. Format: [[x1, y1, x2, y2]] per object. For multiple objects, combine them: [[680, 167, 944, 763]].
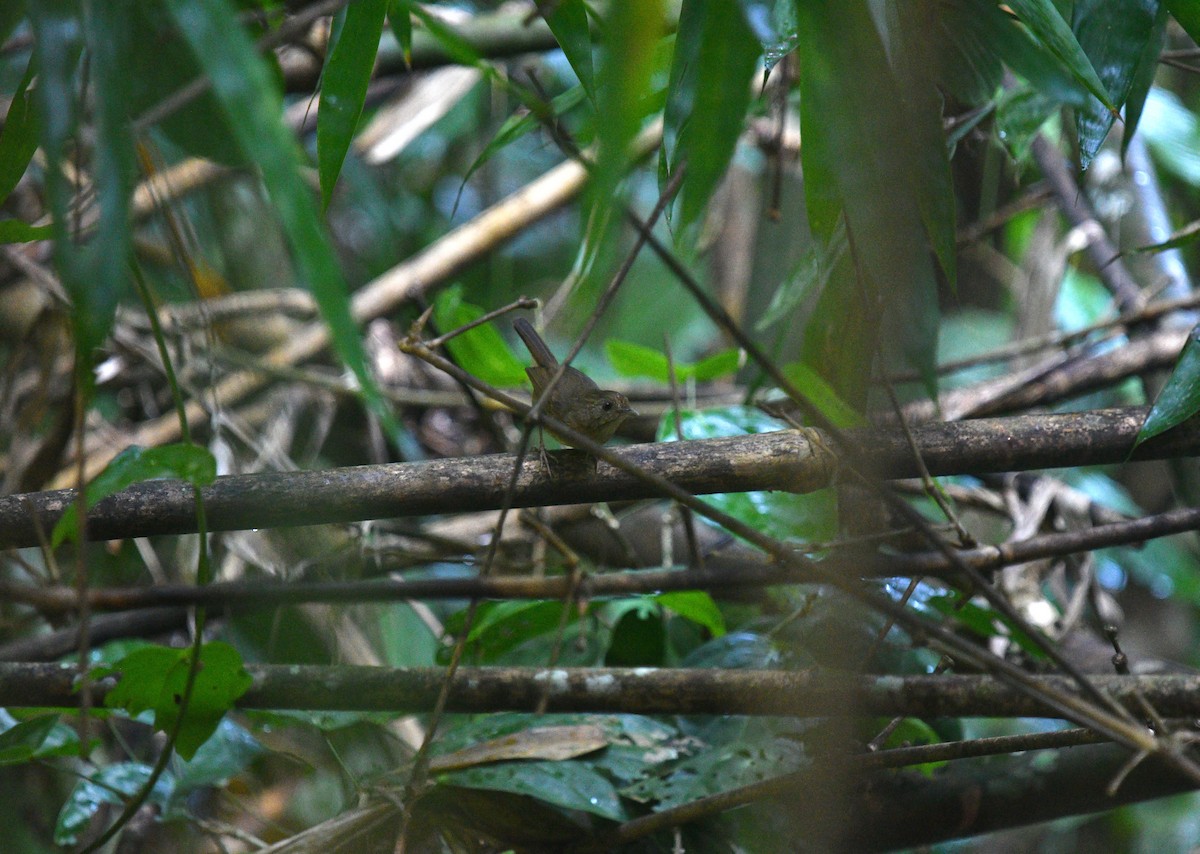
[[164, 0, 403, 452], [662, 0, 761, 232], [454, 600, 575, 663], [1137, 327, 1200, 446], [438, 763, 626, 821], [0, 59, 38, 208], [432, 286, 527, 387], [0, 220, 53, 243], [606, 339, 740, 383], [318, 0, 387, 210], [1006, 0, 1117, 112], [52, 443, 217, 546], [167, 718, 265, 813], [1072, 0, 1161, 169], [927, 595, 1050, 661], [605, 600, 666, 666], [95, 641, 253, 761], [795, 0, 941, 396], [655, 591, 726, 637], [621, 719, 808, 809], [543, 0, 595, 100], [387, 0, 413, 66], [658, 406, 838, 543], [55, 761, 172, 845], [0, 709, 82, 761], [0, 713, 60, 764], [690, 348, 743, 381]]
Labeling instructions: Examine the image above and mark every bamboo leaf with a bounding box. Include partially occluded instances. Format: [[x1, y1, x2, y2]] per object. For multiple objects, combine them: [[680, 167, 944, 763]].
[[318, 0, 387, 210], [1072, 0, 1161, 169], [662, 0, 761, 233]]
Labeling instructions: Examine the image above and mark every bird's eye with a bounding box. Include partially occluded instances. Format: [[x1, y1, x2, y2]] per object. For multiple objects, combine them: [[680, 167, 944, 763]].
[[602, 401, 613, 411]]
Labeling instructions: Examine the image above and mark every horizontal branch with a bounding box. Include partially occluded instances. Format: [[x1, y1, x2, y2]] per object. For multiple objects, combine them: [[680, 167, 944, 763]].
[[1, 406, 1193, 548], [7, 663, 1200, 719], [6, 501, 1200, 620]]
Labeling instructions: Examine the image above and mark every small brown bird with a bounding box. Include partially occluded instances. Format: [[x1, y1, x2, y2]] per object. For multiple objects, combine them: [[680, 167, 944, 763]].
[[513, 317, 636, 449]]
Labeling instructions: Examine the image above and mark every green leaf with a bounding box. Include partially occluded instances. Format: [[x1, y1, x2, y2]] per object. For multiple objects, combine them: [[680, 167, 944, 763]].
[[30, 2, 133, 391], [946, 0, 1089, 107], [55, 761, 173, 845], [738, 0, 798, 71], [780, 362, 865, 429], [318, 0, 387, 210], [95, 641, 253, 761], [124, 6, 249, 166], [1167, 0, 1200, 45], [432, 286, 527, 387], [662, 0, 761, 232], [795, 0, 941, 396], [0, 220, 53, 243], [1121, 3, 1169, 159], [605, 600, 666, 666], [890, 3, 958, 288], [456, 600, 575, 663], [409, 4, 486, 67], [758, 220, 846, 331], [52, 443, 217, 546], [164, 0, 402, 451], [658, 406, 838, 542], [655, 591, 726, 637], [1072, 0, 1161, 169], [690, 348, 743, 381], [995, 82, 1063, 163], [621, 719, 808, 809], [543, 0, 595, 100], [1006, 0, 1118, 112], [0, 1, 26, 46], [1137, 328, 1200, 446], [1140, 87, 1200, 186], [386, 0, 413, 66], [0, 709, 83, 761], [592, 0, 665, 229], [606, 339, 740, 383], [0, 713, 60, 765], [0, 59, 39, 208], [439, 762, 626, 821], [927, 595, 1050, 661], [461, 85, 587, 188], [168, 718, 265, 812]]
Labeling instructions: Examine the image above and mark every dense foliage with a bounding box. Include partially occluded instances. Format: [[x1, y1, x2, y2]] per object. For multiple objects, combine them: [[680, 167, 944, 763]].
[[5, 0, 1200, 850]]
